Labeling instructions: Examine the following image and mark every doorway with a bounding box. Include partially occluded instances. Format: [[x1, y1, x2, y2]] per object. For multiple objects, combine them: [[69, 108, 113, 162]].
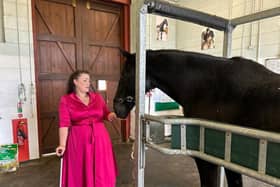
[[33, 0, 128, 154]]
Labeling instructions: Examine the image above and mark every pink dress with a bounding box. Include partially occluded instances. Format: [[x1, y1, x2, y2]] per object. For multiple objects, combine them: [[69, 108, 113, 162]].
[[59, 92, 118, 187]]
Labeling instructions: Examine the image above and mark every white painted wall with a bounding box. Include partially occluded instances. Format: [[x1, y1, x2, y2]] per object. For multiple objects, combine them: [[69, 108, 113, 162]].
[[0, 0, 39, 159], [177, 0, 280, 64], [130, 0, 177, 52], [129, 0, 280, 139]]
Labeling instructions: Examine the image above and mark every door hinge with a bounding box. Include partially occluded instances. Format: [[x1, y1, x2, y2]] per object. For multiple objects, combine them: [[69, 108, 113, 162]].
[[86, 1, 91, 9], [72, 0, 76, 7]]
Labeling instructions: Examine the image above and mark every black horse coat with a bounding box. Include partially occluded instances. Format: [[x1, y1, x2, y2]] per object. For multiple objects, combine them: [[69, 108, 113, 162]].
[[114, 49, 280, 133], [113, 49, 280, 187]]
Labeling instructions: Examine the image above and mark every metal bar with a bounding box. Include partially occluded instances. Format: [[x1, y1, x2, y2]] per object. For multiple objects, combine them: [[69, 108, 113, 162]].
[[144, 0, 229, 31], [199, 127, 205, 152], [146, 141, 189, 155], [141, 118, 146, 170], [190, 151, 280, 187], [181, 125, 186, 150], [144, 115, 280, 143], [220, 9, 234, 187], [145, 120, 151, 142], [223, 25, 233, 57], [135, 4, 148, 187], [231, 7, 280, 27], [0, 1, 5, 42], [145, 142, 280, 187], [258, 139, 267, 174], [225, 131, 232, 162]]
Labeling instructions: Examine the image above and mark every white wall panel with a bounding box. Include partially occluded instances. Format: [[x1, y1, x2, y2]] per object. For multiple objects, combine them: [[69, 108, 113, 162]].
[[0, 0, 38, 159]]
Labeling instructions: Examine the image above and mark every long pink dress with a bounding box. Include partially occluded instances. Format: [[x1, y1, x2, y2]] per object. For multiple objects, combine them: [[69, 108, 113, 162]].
[[59, 92, 118, 187]]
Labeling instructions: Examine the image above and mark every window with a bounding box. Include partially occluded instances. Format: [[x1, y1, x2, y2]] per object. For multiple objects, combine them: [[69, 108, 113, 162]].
[[97, 80, 107, 91]]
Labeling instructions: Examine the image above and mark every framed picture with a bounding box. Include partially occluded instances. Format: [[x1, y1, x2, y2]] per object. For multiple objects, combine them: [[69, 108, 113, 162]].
[[156, 16, 168, 41], [201, 28, 215, 50]]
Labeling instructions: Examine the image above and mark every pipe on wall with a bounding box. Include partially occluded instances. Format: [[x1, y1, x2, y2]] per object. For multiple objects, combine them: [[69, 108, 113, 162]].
[[256, 0, 263, 62]]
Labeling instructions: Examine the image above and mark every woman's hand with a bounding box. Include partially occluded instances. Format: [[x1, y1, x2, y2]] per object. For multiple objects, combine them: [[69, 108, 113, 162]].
[[107, 112, 117, 122], [56, 145, 66, 157]]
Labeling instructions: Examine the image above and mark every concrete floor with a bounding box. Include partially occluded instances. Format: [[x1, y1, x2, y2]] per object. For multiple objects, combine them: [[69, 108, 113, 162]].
[[0, 142, 274, 187]]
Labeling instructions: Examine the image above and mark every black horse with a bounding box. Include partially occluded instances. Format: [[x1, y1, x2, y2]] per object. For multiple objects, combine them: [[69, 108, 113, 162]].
[[113, 49, 280, 187]]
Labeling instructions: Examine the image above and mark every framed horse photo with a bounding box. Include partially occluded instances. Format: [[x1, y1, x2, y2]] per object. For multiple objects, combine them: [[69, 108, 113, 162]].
[[201, 27, 215, 50], [156, 16, 168, 41]]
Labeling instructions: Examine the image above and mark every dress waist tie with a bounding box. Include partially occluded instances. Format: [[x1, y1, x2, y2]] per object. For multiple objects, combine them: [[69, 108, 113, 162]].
[[72, 122, 94, 144]]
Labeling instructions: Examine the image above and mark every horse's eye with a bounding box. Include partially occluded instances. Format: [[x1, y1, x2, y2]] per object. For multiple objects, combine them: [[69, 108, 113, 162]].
[[126, 96, 134, 102], [114, 98, 124, 104], [120, 98, 125, 103]]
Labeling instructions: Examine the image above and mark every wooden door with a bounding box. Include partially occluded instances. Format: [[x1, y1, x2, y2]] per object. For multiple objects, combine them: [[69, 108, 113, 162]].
[[34, 0, 124, 154], [83, 1, 122, 141]]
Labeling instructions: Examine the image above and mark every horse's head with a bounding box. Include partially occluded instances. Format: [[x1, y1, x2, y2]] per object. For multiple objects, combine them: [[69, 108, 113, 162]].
[[114, 50, 136, 118]]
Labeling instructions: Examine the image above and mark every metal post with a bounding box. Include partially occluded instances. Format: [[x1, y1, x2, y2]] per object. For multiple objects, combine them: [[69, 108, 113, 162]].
[[135, 3, 148, 187], [223, 24, 234, 58], [220, 24, 234, 187]]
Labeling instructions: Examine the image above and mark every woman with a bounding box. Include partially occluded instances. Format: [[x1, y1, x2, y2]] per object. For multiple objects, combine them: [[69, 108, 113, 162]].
[[56, 70, 118, 187]]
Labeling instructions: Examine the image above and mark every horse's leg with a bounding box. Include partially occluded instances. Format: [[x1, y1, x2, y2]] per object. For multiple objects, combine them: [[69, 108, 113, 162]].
[[225, 169, 242, 187], [156, 31, 159, 40], [195, 158, 219, 187]]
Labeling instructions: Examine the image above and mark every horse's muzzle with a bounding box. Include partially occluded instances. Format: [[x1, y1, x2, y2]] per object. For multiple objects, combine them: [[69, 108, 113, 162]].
[[113, 97, 135, 118]]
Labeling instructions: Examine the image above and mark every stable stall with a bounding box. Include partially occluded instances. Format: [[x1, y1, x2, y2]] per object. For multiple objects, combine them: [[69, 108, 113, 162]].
[[134, 0, 280, 186]]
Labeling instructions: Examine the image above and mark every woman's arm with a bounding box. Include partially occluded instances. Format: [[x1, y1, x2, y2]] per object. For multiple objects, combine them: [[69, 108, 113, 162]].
[[59, 127, 68, 147], [107, 112, 117, 122], [56, 96, 71, 156], [56, 127, 69, 156]]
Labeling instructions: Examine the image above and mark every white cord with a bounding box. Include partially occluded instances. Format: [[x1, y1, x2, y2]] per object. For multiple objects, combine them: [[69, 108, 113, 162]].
[[26, 0, 35, 117], [15, 0, 23, 85], [59, 158, 63, 187], [15, 0, 26, 103]]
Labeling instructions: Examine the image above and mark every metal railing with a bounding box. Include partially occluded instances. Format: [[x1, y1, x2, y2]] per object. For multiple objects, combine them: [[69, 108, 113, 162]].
[[135, 1, 280, 186], [143, 114, 280, 186]]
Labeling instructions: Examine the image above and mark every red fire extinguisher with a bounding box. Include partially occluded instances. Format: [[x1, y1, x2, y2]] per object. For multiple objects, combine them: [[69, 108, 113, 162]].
[[17, 122, 27, 146], [12, 118, 30, 162]]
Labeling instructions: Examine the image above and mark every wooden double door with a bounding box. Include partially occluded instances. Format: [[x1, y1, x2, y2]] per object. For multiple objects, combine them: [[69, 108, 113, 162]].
[[33, 0, 127, 154]]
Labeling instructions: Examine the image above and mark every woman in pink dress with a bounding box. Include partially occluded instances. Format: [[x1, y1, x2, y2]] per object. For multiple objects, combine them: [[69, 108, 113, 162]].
[[56, 70, 118, 187]]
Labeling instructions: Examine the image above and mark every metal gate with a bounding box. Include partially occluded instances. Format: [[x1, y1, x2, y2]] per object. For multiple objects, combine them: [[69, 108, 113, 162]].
[[134, 1, 280, 186]]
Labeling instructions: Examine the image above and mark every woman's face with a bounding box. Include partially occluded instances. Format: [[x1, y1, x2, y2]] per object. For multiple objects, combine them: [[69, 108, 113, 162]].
[[74, 73, 90, 93]]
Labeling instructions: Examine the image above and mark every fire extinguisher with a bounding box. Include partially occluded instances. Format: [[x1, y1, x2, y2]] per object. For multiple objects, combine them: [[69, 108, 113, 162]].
[[17, 121, 27, 146]]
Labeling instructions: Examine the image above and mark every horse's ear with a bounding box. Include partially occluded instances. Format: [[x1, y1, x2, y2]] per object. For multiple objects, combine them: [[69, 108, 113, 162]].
[[119, 48, 132, 58]]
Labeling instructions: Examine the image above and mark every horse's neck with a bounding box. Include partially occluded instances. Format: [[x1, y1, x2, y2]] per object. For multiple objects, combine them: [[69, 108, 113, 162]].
[[147, 55, 185, 105]]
